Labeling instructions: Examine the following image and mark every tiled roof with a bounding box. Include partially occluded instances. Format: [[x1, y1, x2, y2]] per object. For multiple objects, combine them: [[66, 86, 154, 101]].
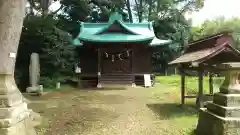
[[72, 12, 171, 47], [169, 42, 240, 65], [169, 46, 223, 65]]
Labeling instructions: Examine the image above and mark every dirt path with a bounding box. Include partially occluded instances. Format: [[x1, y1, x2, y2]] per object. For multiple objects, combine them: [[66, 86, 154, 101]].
[[81, 89, 158, 135], [26, 84, 197, 135]]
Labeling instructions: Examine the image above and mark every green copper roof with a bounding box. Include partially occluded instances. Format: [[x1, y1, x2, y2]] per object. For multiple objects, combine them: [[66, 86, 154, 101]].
[[150, 37, 172, 47], [72, 12, 171, 46], [108, 12, 123, 23]]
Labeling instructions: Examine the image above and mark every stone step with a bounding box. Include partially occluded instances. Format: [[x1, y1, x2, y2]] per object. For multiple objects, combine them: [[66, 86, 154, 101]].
[[101, 77, 132, 80], [100, 78, 132, 81], [101, 80, 133, 85], [100, 74, 133, 85], [100, 84, 131, 90], [213, 93, 240, 107], [206, 102, 240, 117]]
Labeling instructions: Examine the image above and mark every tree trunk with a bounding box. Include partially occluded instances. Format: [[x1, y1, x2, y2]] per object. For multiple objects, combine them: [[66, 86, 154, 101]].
[[0, 0, 26, 74], [148, 0, 153, 21], [0, 1, 36, 135], [126, 0, 133, 23], [134, 0, 143, 22], [139, 0, 143, 22]]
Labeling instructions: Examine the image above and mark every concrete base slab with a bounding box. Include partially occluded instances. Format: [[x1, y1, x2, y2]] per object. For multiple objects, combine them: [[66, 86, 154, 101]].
[[26, 86, 39, 93], [206, 102, 240, 117], [97, 83, 103, 88], [0, 117, 37, 135], [26, 86, 43, 96], [196, 108, 240, 135], [213, 93, 240, 107]]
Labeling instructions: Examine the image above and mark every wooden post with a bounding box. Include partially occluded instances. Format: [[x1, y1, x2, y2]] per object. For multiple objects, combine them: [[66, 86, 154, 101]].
[[180, 69, 185, 105], [197, 70, 204, 108], [179, 65, 186, 105], [209, 72, 214, 95], [97, 48, 102, 88], [131, 48, 136, 87]]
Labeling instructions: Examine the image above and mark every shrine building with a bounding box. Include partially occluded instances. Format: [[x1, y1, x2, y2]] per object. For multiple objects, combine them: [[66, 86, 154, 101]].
[[72, 11, 171, 88]]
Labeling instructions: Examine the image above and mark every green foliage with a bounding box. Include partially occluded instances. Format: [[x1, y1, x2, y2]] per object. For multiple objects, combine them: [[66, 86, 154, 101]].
[[157, 75, 224, 95], [189, 17, 240, 48], [142, 0, 205, 72], [39, 76, 59, 88], [16, 13, 77, 90]]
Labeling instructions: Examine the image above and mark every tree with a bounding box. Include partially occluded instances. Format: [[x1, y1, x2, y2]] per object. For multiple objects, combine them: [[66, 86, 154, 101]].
[[133, 0, 204, 22], [125, 0, 133, 22], [0, 0, 36, 134], [148, 0, 204, 72], [0, 0, 26, 74], [16, 0, 78, 90], [190, 17, 240, 48]]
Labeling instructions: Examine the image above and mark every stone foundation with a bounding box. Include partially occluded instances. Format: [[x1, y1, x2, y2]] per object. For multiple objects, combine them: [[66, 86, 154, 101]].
[[0, 112, 36, 135], [196, 69, 240, 135], [197, 108, 240, 135], [26, 86, 42, 93], [0, 75, 36, 135], [196, 93, 240, 135], [97, 83, 103, 88]]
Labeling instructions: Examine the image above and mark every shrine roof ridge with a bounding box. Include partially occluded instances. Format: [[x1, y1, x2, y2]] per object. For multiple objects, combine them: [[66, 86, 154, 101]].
[[72, 11, 172, 47], [188, 31, 232, 46]]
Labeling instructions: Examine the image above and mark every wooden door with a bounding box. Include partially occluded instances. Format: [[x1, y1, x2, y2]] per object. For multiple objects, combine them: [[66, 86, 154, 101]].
[[101, 46, 131, 74]]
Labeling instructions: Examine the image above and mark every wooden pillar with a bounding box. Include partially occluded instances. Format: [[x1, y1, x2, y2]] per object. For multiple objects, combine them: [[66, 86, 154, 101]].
[[197, 70, 204, 108], [97, 48, 102, 88], [131, 48, 136, 87], [181, 71, 186, 105], [77, 73, 81, 88], [209, 72, 214, 95]]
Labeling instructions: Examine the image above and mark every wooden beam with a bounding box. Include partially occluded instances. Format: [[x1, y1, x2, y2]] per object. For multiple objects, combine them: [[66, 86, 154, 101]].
[[185, 95, 197, 98], [197, 70, 204, 108], [209, 72, 214, 95], [181, 71, 185, 105]]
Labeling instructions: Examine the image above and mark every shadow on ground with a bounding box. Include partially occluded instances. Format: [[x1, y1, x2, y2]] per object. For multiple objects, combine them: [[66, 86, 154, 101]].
[[146, 103, 197, 119], [189, 130, 196, 135]]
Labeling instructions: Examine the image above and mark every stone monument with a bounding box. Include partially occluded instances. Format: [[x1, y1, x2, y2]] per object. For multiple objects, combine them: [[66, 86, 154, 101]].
[[0, 0, 37, 134], [196, 63, 240, 135], [26, 53, 42, 94]]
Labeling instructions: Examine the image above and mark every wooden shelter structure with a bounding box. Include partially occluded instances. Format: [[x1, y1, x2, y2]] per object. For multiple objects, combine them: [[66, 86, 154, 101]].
[[72, 11, 171, 88], [169, 31, 240, 108]]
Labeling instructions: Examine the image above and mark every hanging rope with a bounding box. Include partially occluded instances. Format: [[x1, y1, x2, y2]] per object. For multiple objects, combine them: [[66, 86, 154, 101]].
[[105, 52, 109, 58], [104, 49, 132, 62], [118, 54, 123, 60], [111, 55, 115, 62], [126, 50, 130, 57]]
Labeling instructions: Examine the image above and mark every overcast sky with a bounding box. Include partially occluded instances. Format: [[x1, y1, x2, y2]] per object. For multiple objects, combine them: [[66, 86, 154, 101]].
[[188, 0, 240, 26], [50, 0, 240, 26]]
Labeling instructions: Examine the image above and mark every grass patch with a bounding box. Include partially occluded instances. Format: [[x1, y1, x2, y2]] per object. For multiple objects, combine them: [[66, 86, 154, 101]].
[[148, 83, 199, 135], [42, 84, 76, 92], [156, 75, 224, 95]]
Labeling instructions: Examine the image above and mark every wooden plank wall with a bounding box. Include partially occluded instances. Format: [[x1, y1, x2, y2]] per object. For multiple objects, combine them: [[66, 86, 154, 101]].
[[133, 46, 151, 74], [79, 47, 98, 74]]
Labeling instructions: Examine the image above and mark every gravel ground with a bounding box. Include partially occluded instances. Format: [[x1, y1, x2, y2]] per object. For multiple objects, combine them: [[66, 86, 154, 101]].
[[25, 84, 197, 135]]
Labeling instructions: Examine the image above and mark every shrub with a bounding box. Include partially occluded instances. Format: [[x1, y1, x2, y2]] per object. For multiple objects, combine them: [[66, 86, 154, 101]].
[[39, 76, 59, 88]]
